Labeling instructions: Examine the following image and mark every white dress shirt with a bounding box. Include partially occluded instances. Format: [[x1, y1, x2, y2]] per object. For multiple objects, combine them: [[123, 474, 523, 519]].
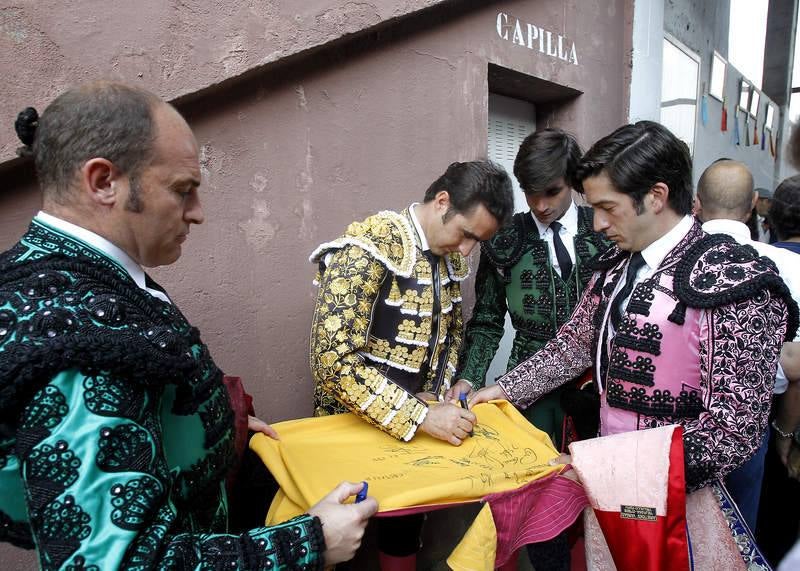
[[409, 203, 430, 251], [619, 214, 695, 309], [530, 200, 578, 277], [757, 214, 771, 243], [34, 211, 172, 304]]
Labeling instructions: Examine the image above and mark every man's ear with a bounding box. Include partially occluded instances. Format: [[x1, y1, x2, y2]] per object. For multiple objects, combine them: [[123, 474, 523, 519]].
[[434, 190, 451, 213], [693, 195, 703, 218], [80, 158, 122, 207], [648, 182, 670, 213], [751, 190, 759, 211]]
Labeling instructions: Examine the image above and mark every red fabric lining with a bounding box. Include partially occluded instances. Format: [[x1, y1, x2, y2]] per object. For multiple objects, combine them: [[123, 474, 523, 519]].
[[592, 427, 689, 571], [486, 473, 589, 567]]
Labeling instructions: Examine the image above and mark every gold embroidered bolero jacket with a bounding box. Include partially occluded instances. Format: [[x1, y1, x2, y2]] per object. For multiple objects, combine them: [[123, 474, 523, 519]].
[[309, 209, 469, 441]]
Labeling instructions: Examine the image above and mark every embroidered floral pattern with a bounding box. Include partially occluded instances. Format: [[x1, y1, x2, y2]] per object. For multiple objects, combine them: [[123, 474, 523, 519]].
[[497, 273, 602, 407], [710, 481, 771, 569], [109, 476, 164, 531], [497, 222, 793, 493], [459, 207, 609, 387], [310, 210, 465, 440], [2, 222, 326, 570], [310, 241, 429, 441]]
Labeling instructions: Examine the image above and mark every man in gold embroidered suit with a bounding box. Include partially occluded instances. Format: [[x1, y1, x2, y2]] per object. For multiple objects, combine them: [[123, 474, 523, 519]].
[[309, 161, 514, 569]]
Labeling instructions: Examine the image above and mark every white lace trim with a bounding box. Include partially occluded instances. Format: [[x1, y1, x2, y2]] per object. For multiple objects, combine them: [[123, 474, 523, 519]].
[[308, 210, 417, 277], [361, 351, 421, 373], [379, 392, 405, 427], [395, 336, 429, 347], [445, 255, 470, 282], [401, 404, 427, 441]]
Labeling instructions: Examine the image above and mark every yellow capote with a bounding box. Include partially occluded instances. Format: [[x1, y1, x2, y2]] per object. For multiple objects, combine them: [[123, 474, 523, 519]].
[[250, 400, 560, 525], [447, 503, 499, 570]]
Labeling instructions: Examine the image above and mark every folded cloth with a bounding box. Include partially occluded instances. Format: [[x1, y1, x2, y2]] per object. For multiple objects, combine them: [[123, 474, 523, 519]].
[[447, 472, 588, 570], [582, 483, 768, 571], [569, 425, 690, 571], [222, 375, 254, 487], [250, 401, 561, 523], [570, 426, 770, 571]]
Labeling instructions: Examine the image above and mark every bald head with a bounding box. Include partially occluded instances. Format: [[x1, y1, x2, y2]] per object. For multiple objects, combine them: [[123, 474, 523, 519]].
[[696, 160, 755, 222]]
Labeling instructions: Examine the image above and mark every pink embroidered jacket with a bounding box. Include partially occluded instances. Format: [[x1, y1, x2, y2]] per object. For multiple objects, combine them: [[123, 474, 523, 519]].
[[497, 221, 798, 490]]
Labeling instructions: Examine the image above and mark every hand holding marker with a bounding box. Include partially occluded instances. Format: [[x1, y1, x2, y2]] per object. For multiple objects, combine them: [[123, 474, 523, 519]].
[[459, 392, 474, 437], [355, 481, 368, 503]]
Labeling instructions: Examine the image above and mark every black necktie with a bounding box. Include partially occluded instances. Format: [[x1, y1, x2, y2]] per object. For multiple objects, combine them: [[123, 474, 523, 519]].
[[609, 252, 646, 330], [550, 221, 573, 281], [418, 250, 441, 384]]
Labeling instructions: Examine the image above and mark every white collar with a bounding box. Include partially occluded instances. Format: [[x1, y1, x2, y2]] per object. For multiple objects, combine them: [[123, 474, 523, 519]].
[[701, 218, 751, 242], [639, 215, 694, 271], [34, 211, 150, 292], [531, 199, 578, 237], [409, 203, 430, 251]]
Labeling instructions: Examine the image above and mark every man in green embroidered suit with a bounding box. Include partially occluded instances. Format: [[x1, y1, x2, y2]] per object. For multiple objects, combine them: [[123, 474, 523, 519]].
[[309, 161, 514, 569], [0, 82, 376, 570], [457, 130, 610, 450]]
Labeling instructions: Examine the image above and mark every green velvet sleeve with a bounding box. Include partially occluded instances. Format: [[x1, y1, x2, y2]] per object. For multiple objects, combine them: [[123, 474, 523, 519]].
[[14, 370, 325, 570], [457, 253, 508, 388]]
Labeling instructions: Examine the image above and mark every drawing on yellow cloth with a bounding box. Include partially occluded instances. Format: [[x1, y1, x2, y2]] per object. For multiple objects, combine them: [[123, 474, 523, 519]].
[[250, 400, 560, 525]]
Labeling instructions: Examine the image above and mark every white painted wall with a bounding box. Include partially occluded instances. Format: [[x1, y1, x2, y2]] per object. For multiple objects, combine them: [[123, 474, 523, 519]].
[[629, 0, 665, 122]]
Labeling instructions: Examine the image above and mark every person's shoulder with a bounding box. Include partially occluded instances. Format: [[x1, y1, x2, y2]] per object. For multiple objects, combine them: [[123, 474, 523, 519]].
[[753, 241, 800, 299], [480, 212, 529, 268], [674, 233, 799, 336], [775, 241, 800, 255], [586, 241, 626, 271], [309, 210, 417, 277]]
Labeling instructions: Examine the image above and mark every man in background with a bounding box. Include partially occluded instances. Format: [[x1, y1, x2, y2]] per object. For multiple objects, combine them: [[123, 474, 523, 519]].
[[457, 129, 609, 451], [759, 174, 800, 566], [694, 159, 800, 532], [756, 186, 776, 243]]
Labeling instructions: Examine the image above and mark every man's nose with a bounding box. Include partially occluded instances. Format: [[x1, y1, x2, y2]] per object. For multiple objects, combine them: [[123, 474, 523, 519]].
[[530, 196, 548, 213], [185, 194, 205, 225], [593, 212, 608, 233]]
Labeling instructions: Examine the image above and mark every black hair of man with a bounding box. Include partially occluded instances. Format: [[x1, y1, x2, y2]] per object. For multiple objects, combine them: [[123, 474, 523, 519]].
[[769, 174, 800, 241], [14, 81, 163, 205], [696, 159, 754, 222], [423, 160, 514, 227], [574, 120, 694, 216], [513, 128, 582, 194]]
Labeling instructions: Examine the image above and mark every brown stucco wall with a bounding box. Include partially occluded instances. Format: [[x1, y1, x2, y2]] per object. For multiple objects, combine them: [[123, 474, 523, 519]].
[[0, 0, 629, 567], [0, 0, 454, 164], [172, 0, 627, 424]]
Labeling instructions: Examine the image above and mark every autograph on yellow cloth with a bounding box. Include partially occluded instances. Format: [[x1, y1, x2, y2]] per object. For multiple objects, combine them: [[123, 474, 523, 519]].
[[250, 400, 560, 525]]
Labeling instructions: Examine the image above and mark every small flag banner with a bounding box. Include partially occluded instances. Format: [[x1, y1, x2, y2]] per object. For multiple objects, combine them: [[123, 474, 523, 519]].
[[754, 123, 759, 146], [721, 97, 728, 132], [701, 95, 709, 126], [733, 109, 740, 144]]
